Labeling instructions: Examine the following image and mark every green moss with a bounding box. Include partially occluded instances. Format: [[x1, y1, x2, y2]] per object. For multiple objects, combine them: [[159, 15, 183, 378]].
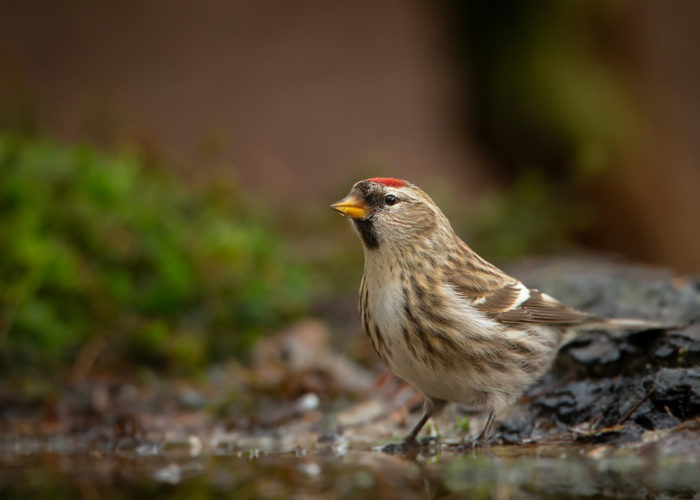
[[0, 134, 310, 380]]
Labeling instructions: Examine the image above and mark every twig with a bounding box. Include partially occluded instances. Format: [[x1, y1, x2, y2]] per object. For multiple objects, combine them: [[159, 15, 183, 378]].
[[663, 405, 675, 418], [615, 388, 655, 426]]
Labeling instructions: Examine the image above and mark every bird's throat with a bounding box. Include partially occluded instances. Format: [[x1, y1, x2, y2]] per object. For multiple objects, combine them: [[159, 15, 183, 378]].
[[353, 218, 379, 250]]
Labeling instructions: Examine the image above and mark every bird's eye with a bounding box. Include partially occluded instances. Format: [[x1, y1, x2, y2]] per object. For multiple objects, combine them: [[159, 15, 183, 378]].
[[384, 194, 397, 206]]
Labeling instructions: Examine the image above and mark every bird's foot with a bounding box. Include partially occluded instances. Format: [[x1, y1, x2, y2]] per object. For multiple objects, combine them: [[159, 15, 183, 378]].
[[454, 436, 492, 454], [380, 436, 438, 455], [380, 438, 417, 455]]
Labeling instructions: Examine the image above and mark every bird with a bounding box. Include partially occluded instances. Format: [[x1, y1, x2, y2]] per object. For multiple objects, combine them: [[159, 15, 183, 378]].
[[331, 177, 667, 451]]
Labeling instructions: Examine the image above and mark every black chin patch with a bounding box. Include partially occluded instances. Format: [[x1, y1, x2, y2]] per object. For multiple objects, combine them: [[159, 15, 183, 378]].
[[353, 218, 379, 250]]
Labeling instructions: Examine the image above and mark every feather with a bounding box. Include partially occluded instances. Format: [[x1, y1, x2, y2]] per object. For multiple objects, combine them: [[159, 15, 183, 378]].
[[449, 273, 591, 325]]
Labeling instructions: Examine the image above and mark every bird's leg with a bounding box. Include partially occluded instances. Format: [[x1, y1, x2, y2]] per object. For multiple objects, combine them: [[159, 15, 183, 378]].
[[381, 397, 446, 454], [402, 411, 431, 447], [473, 411, 496, 448]]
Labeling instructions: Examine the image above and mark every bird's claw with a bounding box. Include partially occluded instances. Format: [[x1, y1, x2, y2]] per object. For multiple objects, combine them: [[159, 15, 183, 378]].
[[380, 438, 419, 455], [380, 436, 439, 455], [454, 437, 492, 454]]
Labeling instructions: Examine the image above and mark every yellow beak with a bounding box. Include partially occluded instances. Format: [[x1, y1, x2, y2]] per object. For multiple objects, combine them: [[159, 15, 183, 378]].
[[331, 193, 368, 219]]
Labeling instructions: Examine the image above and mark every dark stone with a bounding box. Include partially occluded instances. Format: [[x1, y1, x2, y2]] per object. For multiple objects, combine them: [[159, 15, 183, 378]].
[[496, 416, 534, 444], [652, 367, 700, 420], [574, 422, 645, 445], [498, 258, 700, 445]]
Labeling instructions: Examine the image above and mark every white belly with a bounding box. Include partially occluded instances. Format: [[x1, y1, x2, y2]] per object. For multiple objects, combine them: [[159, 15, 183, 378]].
[[367, 277, 546, 412]]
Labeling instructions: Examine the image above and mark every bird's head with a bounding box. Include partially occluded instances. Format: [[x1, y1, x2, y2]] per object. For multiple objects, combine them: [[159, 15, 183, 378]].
[[331, 177, 451, 251]]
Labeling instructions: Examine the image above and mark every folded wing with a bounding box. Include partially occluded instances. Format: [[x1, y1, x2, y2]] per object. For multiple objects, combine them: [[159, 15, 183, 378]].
[[449, 273, 591, 326]]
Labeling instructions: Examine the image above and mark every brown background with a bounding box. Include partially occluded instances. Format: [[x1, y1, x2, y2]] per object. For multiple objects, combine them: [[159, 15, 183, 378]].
[[1, 0, 699, 271]]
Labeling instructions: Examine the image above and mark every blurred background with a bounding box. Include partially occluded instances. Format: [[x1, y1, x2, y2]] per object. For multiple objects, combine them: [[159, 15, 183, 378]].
[[1, 0, 699, 385]]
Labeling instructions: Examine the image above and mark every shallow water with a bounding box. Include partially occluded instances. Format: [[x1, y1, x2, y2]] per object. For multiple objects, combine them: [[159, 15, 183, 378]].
[[2, 438, 699, 499]]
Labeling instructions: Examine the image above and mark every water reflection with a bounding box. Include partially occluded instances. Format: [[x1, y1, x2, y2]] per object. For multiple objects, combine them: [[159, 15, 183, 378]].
[[1, 441, 698, 499]]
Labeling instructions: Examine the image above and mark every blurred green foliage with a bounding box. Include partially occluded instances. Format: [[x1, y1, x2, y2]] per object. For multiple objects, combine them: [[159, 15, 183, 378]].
[[0, 134, 309, 379]]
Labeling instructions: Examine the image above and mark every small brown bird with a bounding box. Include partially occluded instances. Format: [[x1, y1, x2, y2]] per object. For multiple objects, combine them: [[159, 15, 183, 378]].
[[332, 177, 665, 451]]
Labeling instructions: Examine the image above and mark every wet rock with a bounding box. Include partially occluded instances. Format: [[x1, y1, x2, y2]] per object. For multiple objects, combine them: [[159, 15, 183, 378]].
[[496, 415, 535, 444], [634, 419, 700, 460], [574, 422, 645, 445], [653, 367, 700, 420], [501, 258, 700, 445], [566, 333, 623, 366]]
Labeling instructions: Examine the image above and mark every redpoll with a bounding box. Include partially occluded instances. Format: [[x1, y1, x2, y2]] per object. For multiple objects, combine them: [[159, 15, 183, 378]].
[[332, 177, 665, 451]]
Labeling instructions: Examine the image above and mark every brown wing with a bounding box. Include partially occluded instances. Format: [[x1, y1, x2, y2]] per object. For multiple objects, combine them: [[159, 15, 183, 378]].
[[449, 272, 591, 326], [492, 288, 591, 325]]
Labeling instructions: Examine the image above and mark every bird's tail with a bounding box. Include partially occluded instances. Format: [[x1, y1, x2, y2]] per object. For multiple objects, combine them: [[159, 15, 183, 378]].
[[580, 317, 674, 332], [560, 316, 677, 346]]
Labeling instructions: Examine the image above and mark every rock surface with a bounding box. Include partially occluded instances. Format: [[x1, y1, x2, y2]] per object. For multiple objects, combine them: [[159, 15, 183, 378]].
[[496, 257, 700, 445]]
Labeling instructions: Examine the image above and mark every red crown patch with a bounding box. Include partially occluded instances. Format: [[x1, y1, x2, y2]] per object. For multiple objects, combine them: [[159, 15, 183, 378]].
[[366, 177, 406, 188]]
